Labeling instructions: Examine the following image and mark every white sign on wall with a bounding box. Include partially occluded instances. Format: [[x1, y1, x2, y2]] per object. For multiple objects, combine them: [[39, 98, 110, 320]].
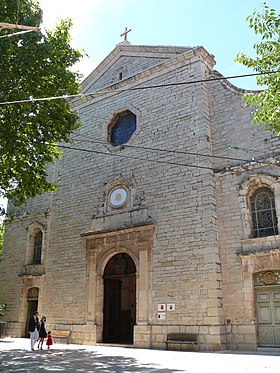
[[157, 303, 166, 311], [157, 312, 166, 320], [167, 303, 175, 311]]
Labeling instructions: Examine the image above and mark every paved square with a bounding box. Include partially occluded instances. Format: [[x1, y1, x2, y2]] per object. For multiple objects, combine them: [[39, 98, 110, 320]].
[[0, 338, 279, 372]]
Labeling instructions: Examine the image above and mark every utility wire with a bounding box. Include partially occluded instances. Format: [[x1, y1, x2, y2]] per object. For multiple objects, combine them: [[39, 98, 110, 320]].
[[0, 29, 34, 38], [57, 142, 280, 172], [57, 143, 214, 170], [229, 145, 268, 155], [0, 106, 272, 165], [70, 135, 253, 163], [0, 70, 278, 106], [0, 125, 266, 166], [69, 136, 279, 168], [70, 105, 277, 163], [0, 111, 272, 164]]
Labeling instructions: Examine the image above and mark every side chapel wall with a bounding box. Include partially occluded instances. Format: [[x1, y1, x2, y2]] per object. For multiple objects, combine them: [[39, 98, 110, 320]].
[[211, 77, 280, 349]]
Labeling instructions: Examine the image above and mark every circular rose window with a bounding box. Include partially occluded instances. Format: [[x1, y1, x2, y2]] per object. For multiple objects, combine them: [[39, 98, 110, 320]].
[[109, 187, 128, 208]]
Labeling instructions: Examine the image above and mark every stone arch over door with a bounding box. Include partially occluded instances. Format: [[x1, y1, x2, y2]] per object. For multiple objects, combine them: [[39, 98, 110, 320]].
[[83, 224, 154, 348]]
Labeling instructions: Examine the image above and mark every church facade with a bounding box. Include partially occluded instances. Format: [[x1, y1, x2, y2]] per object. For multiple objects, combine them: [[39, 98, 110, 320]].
[[1, 43, 280, 351]]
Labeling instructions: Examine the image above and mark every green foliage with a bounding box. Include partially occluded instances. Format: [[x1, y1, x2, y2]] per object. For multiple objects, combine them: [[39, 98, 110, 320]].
[[0, 0, 84, 206], [0, 222, 4, 258], [236, 3, 280, 133], [0, 299, 7, 317]]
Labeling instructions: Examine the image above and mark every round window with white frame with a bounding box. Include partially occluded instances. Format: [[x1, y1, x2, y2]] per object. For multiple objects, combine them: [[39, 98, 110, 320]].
[[109, 187, 128, 208]]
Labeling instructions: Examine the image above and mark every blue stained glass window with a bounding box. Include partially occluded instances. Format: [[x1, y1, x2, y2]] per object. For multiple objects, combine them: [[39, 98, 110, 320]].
[[110, 111, 136, 146]]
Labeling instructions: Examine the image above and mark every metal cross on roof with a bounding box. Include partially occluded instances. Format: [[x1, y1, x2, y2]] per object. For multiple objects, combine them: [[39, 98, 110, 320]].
[[120, 27, 131, 42]]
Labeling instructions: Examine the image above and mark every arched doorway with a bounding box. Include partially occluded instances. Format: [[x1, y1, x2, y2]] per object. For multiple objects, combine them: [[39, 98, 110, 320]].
[[103, 253, 136, 344], [25, 287, 39, 337]]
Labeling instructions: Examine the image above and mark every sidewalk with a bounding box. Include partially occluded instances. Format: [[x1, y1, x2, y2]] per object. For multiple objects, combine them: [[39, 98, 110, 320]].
[[0, 338, 279, 372]]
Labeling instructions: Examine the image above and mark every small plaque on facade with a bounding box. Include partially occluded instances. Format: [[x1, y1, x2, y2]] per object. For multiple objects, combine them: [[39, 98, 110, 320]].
[[157, 303, 166, 311], [167, 303, 175, 311], [157, 312, 166, 320]]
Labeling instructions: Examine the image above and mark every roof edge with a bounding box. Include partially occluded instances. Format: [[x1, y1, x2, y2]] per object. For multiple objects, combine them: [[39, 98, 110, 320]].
[[81, 44, 197, 91]]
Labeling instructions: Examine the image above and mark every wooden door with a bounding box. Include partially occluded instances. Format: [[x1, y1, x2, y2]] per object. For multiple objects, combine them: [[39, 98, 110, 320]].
[[102, 253, 136, 344], [25, 300, 38, 337], [103, 279, 121, 342], [256, 288, 280, 347], [119, 275, 136, 343]]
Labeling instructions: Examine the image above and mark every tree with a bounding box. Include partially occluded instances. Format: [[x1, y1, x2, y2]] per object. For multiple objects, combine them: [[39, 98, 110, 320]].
[[0, 222, 4, 259], [0, 0, 84, 208], [236, 3, 280, 133]]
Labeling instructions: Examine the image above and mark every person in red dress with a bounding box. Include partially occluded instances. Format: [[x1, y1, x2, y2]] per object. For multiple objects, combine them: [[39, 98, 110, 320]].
[[46, 331, 53, 349]]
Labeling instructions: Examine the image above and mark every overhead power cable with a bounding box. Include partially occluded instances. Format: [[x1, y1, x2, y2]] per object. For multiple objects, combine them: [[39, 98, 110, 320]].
[[57, 143, 214, 170], [0, 70, 278, 106], [0, 29, 34, 38], [70, 135, 253, 163], [0, 22, 40, 38], [69, 136, 279, 168], [56, 142, 280, 172]]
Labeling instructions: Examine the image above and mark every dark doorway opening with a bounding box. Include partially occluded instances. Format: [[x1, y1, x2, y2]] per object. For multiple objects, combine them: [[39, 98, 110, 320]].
[[103, 253, 136, 344], [25, 287, 39, 337]]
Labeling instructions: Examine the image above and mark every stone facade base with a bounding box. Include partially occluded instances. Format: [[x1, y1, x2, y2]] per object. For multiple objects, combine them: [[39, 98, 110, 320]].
[[47, 323, 97, 345], [0, 321, 25, 338], [0, 322, 97, 345], [150, 325, 227, 351], [133, 325, 152, 348], [0, 321, 258, 352], [225, 324, 257, 351]]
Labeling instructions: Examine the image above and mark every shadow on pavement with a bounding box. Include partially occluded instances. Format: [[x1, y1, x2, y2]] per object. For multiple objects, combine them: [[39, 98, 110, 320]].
[[0, 347, 184, 373]]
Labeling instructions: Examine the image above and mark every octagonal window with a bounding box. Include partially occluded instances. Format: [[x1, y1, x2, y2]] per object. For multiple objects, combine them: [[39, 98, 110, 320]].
[[109, 110, 136, 146]]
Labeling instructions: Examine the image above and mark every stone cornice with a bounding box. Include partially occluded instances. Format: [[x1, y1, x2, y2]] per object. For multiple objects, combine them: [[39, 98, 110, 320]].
[[81, 45, 195, 92], [210, 70, 262, 95], [71, 46, 215, 110], [81, 223, 155, 239], [214, 152, 280, 175]]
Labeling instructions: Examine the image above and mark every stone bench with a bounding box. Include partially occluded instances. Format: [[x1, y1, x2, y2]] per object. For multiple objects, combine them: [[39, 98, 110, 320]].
[[165, 333, 199, 351]]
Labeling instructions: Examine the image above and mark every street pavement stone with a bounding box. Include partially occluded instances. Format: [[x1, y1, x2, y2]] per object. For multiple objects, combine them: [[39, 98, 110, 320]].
[[0, 338, 279, 372]]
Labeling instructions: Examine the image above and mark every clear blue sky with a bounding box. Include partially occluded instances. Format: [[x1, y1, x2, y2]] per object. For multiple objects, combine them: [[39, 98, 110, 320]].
[[40, 0, 280, 90]]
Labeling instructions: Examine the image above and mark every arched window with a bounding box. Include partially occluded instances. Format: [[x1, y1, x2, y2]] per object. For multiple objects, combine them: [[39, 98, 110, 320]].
[[109, 110, 136, 146], [33, 230, 42, 265], [251, 188, 278, 238]]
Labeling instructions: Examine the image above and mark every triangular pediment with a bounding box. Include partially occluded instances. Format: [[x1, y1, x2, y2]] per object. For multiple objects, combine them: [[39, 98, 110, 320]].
[[81, 44, 194, 94]]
